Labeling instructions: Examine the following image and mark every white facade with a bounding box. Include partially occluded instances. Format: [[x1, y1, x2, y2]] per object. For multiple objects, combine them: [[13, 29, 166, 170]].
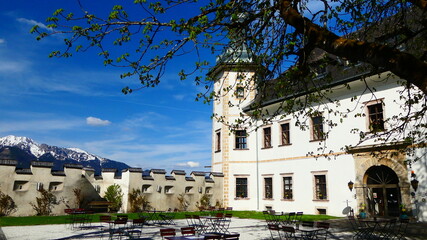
[[0, 160, 224, 216], [210, 56, 427, 221]]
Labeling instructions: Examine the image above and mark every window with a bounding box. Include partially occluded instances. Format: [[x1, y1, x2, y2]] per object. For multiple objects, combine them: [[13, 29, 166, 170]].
[[236, 85, 245, 98], [236, 178, 248, 198], [311, 116, 324, 141], [49, 182, 63, 191], [215, 130, 221, 152], [367, 103, 385, 132], [263, 127, 272, 148], [205, 187, 212, 194], [36, 182, 44, 191], [317, 208, 327, 215], [235, 130, 248, 149], [185, 186, 193, 194], [13, 181, 28, 191], [165, 186, 174, 194], [142, 184, 152, 193], [264, 177, 273, 199], [283, 176, 293, 200], [314, 175, 327, 200], [280, 123, 290, 145]]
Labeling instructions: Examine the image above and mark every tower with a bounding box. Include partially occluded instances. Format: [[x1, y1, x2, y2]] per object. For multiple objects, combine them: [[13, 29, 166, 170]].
[[209, 43, 258, 207]]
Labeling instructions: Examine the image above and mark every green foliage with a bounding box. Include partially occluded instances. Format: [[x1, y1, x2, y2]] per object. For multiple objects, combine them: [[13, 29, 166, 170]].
[[0, 189, 17, 216], [72, 188, 83, 209], [30, 189, 59, 216], [31, 0, 427, 163], [177, 193, 189, 211], [196, 193, 211, 211], [128, 188, 151, 212], [104, 184, 123, 212]]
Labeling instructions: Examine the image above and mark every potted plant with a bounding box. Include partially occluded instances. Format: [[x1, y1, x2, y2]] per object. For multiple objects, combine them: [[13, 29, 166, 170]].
[[359, 204, 367, 218], [399, 204, 408, 219]]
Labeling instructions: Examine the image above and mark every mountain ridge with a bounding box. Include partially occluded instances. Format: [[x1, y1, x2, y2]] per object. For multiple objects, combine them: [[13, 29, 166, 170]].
[[0, 135, 130, 174]]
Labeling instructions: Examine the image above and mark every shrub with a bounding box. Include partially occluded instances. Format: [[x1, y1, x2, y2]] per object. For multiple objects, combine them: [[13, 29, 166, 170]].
[[196, 193, 211, 211], [30, 189, 59, 216], [73, 188, 83, 208], [0, 189, 17, 216], [128, 188, 151, 212], [177, 193, 189, 211], [104, 184, 123, 212]]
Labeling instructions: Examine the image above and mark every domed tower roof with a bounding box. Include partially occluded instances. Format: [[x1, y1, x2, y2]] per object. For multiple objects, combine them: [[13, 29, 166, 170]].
[[216, 42, 253, 64]]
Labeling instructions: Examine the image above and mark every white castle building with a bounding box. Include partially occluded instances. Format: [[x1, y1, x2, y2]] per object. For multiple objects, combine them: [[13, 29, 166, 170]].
[[209, 44, 427, 221]]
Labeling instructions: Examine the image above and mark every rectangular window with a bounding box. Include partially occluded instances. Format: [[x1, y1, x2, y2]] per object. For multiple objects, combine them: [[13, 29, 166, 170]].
[[235, 130, 247, 149], [283, 177, 293, 200], [311, 116, 324, 141], [236, 85, 245, 98], [280, 123, 290, 145], [236, 178, 248, 198], [367, 103, 385, 132], [315, 175, 327, 200], [215, 130, 221, 152], [263, 127, 272, 148], [264, 177, 273, 199]]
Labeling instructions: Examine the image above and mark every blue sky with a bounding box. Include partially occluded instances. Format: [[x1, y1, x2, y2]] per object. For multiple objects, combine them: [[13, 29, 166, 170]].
[[0, 0, 215, 173]]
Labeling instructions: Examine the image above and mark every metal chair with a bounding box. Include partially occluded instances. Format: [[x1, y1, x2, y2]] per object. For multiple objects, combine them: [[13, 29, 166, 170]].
[[393, 218, 409, 239], [127, 218, 145, 239], [223, 233, 240, 240], [160, 228, 176, 239], [347, 215, 374, 239], [282, 226, 302, 239], [181, 226, 196, 236], [203, 234, 222, 239], [315, 222, 330, 240], [268, 224, 282, 240]]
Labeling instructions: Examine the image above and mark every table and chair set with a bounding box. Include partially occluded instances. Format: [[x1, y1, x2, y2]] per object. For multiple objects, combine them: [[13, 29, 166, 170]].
[[264, 211, 330, 240], [160, 227, 240, 240], [347, 215, 410, 239], [64, 208, 96, 229], [160, 211, 238, 240], [138, 209, 178, 225]]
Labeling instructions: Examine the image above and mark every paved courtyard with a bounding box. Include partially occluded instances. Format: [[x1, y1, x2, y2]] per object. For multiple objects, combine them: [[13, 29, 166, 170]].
[[0, 218, 426, 240]]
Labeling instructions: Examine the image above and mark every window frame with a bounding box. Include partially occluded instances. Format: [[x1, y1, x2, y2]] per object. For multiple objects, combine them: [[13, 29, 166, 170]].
[[264, 177, 273, 199], [235, 177, 248, 199], [365, 100, 385, 133], [235, 85, 245, 99], [235, 130, 248, 150], [312, 172, 328, 201], [215, 129, 221, 152], [279, 122, 291, 146], [310, 115, 324, 141], [262, 126, 272, 149], [282, 175, 293, 200]]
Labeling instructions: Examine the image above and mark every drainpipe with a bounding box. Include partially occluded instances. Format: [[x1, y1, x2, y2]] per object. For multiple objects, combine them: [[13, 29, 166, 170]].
[[255, 126, 260, 211]]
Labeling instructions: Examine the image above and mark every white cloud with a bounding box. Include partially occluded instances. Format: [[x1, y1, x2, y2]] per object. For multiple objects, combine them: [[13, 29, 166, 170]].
[[177, 161, 200, 168], [173, 94, 185, 101], [86, 117, 111, 126], [0, 118, 83, 133], [0, 39, 5, 44], [17, 18, 52, 31]]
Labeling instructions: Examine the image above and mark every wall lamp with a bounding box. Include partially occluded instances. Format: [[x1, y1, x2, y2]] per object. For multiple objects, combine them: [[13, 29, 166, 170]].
[[348, 180, 354, 191]]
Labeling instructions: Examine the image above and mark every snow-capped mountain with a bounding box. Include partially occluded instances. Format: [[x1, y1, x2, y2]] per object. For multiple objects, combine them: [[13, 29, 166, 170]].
[[0, 135, 129, 174]]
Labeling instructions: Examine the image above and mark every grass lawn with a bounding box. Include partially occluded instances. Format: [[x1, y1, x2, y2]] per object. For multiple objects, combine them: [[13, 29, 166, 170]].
[[0, 211, 340, 227]]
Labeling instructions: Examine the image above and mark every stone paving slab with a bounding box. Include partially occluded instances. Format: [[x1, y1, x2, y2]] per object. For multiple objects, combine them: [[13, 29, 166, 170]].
[[1, 218, 426, 240]]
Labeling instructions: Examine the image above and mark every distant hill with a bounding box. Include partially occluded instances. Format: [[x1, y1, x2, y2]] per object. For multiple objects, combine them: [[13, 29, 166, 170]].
[[0, 135, 130, 174]]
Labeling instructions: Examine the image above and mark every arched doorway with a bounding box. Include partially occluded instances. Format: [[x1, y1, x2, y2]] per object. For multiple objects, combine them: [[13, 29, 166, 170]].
[[364, 165, 401, 217]]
